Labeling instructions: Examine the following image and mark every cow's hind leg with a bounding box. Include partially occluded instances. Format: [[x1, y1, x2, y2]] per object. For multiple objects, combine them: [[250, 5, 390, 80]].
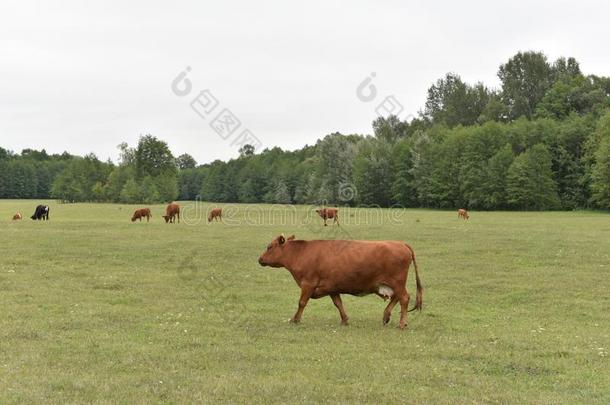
[[397, 287, 411, 329], [291, 286, 313, 324], [330, 294, 349, 325], [383, 296, 399, 325]]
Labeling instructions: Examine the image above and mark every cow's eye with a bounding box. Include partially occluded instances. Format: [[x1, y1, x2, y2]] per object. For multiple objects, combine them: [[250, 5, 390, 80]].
[[267, 244, 272, 250]]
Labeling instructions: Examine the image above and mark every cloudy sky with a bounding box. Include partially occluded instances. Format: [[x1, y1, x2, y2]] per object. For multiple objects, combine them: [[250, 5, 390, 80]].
[[1, 0, 609, 164]]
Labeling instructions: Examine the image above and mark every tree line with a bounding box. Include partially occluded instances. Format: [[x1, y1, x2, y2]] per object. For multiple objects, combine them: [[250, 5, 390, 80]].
[[1, 51, 609, 210]]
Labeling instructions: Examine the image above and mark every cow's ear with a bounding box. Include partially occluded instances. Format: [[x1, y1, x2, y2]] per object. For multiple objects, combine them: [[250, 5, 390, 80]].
[[287, 235, 295, 241], [278, 235, 285, 245]]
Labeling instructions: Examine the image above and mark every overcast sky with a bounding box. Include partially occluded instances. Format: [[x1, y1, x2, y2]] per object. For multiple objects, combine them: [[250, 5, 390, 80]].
[[1, 0, 609, 164]]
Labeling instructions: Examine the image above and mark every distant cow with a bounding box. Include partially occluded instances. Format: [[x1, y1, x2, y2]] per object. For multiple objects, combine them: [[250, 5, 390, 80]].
[[12, 212, 22, 220], [208, 208, 222, 222], [258, 235, 423, 329], [316, 208, 339, 226], [31, 205, 50, 221], [131, 208, 152, 222], [163, 203, 180, 223], [458, 208, 469, 220]]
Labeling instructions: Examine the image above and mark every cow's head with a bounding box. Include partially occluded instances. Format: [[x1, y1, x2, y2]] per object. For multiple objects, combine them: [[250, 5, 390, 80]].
[[163, 215, 171, 223], [258, 234, 295, 267]]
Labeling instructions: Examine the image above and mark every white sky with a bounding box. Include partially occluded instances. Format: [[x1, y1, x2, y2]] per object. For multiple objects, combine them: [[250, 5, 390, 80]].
[[1, 0, 609, 164]]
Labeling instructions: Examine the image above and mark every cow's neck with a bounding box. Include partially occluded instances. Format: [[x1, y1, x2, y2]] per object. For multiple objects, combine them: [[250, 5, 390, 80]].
[[281, 241, 307, 284]]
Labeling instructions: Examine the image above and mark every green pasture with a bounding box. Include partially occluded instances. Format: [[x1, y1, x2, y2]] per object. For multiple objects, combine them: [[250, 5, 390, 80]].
[[0, 200, 608, 403]]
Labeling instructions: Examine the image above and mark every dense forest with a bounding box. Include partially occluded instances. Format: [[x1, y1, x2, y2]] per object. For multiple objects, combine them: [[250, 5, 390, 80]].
[[1, 51, 610, 210]]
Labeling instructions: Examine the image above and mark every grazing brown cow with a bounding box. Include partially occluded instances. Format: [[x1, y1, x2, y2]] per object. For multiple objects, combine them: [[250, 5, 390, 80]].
[[208, 208, 222, 222], [163, 203, 180, 223], [12, 212, 22, 220], [131, 208, 152, 222], [315, 208, 339, 226], [458, 208, 469, 220], [258, 235, 423, 329]]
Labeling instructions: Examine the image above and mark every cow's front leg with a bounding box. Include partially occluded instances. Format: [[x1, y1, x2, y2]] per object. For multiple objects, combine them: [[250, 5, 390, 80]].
[[330, 294, 349, 325], [291, 286, 313, 323]]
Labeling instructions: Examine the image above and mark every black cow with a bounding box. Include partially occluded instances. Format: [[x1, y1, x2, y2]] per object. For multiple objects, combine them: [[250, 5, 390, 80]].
[[31, 205, 50, 221]]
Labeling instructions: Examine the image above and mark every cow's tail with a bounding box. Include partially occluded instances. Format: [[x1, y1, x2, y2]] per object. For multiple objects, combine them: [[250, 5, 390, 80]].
[[405, 244, 423, 312]]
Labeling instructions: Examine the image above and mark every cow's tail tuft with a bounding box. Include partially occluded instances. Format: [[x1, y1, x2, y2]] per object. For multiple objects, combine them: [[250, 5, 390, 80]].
[[405, 244, 423, 312]]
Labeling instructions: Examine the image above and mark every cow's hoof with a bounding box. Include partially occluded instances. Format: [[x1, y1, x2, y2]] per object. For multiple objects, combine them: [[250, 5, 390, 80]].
[[340, 319, 349, 326], [290, 318, 300, 324], [383, 316, 390, 325], [398, 323, 406, 330]]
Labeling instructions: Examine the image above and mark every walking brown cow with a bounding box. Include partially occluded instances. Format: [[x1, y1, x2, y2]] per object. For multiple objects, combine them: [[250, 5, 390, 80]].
[[208, 208, 222, 222], [315, 208, 339, 226], [131, 208, 152, 222], [163, 203, 180, 223], [458, 208, 469, 220], [258, 235, 423, 329]]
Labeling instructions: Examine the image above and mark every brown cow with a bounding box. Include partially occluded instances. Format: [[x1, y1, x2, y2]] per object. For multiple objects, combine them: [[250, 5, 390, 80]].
[[258, 234, 423, 329], [458, 208, 469, 220], [208, 208, 222, 222], [163, 203, 180, 223], [131, 208, 152, 222], [315, 208, 339, 226], [12, 212, 22, 220]]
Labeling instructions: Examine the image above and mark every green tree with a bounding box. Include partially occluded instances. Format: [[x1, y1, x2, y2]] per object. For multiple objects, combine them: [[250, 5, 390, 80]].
[[104, 166, 135, 202], [506, 144, 560, 210], [424, 73, 490, 127], [176, 153, 197, 170], [551, 57, 581, 82], [155, 171, 179, 202], [51, 167, 84, 202], [135, 135, 176, 179], [140, 176, 161, 203], [2, 160, 38, 199], [482, 145, 514, 209], [590, 137, 610, 209], [117, 142, 135, 166], [91, 181, 105, 201], [372, 115, 407, 143], [499, 51, 553, 119], [239, 144, 255, 157], [353, 139, 394, 206], [178, 168, 205, 200], [315, 133, 358, 203], [120, 178, 141, 203], [391, 139, 418, 207], [273, 179, 291, 204]]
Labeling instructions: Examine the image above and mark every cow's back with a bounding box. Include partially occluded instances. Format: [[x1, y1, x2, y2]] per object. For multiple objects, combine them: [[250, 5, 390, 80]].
[[166, 203, 179, 216], [290, 240, 411, 295]]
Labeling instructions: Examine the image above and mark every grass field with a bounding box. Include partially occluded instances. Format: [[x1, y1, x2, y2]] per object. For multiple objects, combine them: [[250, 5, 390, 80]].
[[1, 200, 609, 403]]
